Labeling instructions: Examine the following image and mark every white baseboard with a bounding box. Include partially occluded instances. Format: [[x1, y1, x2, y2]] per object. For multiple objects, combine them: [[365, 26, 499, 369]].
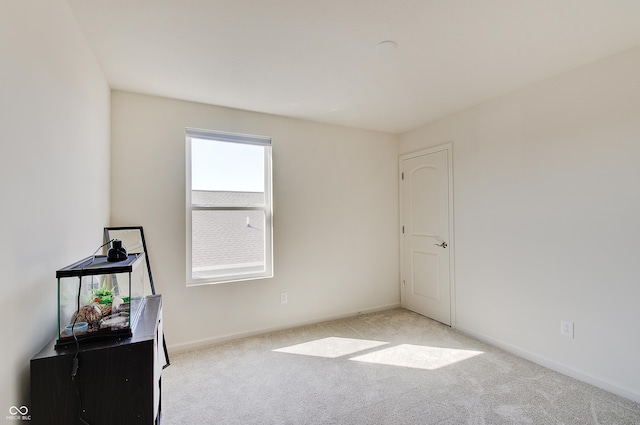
[[168, 302, 401, 355], [455, 325, 640, 404]]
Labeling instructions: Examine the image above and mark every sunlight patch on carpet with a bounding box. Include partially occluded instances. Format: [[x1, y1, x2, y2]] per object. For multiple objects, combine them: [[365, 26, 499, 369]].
[[273, 337, 388, 358], [349, 344, 484, 370]]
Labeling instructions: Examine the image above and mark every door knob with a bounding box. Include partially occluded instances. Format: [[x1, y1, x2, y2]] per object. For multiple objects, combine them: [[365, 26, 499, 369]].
[[434, 242, 448, 248]]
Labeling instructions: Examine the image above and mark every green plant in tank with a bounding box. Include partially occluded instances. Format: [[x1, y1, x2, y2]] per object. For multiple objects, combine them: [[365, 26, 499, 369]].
[[93, 283, 115, 304]]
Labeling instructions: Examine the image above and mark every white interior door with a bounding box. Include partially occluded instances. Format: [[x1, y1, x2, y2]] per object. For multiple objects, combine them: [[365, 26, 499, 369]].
[[400, 146, 453, 326]]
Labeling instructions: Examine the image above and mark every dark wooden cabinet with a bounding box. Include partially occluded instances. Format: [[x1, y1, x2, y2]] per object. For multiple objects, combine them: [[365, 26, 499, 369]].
[[31, 295, 164, 425]]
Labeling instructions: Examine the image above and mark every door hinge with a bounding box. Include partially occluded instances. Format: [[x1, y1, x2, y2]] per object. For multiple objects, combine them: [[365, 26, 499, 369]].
[[401, 172, 404, 180], [402, 226, 405, 233]]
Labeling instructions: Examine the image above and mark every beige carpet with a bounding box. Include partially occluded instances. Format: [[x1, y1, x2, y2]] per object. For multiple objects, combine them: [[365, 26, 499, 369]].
[[162, 309, 640, 424]]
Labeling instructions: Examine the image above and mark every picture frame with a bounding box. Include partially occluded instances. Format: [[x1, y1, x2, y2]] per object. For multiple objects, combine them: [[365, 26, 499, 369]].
[[104, 226, 170, 368]]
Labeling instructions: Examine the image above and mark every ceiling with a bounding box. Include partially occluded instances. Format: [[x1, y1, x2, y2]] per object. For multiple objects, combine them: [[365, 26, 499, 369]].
[[68, 0, 640, 134]]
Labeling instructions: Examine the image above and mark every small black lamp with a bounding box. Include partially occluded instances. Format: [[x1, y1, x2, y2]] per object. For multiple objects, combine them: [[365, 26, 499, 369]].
[[107, 239, 128, 262]]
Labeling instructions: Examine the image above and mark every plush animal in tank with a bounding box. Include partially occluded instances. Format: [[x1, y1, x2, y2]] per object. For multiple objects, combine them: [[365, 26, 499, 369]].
[[71, 305, 103, 330]]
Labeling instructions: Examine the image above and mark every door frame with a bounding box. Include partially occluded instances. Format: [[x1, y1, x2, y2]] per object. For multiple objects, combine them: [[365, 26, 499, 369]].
[[399, 143, 456, 328]]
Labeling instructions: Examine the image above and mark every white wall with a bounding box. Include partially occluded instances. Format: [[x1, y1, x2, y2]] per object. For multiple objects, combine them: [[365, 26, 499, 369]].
[[0, 0, 110, 413], [400, 46, 640, 402], [111, 91, 399, 351]]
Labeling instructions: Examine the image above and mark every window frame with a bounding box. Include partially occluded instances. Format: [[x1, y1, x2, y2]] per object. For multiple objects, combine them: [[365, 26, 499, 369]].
[[185, 127, 273, 286]]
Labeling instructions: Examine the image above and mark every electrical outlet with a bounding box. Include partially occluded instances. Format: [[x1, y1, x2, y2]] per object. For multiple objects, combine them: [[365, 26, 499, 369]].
[[280, 292, 288, 304], [560, 320, 574, 338]]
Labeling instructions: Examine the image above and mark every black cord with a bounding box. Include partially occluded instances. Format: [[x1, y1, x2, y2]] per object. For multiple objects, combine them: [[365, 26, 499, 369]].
[[70, 276, 91, 425], [91, 239, 115, 261], [71, 276, 92, 425], [69, 240, 113, 425]]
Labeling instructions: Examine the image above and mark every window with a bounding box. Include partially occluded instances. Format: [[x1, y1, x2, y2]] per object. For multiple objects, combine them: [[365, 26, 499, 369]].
[[186, 128, 273, 285]]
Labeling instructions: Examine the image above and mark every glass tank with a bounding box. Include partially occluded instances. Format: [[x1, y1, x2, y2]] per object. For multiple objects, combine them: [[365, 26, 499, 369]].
[[55, 253, 145, 348]]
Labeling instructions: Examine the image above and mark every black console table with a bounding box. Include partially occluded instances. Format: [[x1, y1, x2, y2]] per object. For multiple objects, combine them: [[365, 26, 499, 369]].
[[31, 295, 164, 425]]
